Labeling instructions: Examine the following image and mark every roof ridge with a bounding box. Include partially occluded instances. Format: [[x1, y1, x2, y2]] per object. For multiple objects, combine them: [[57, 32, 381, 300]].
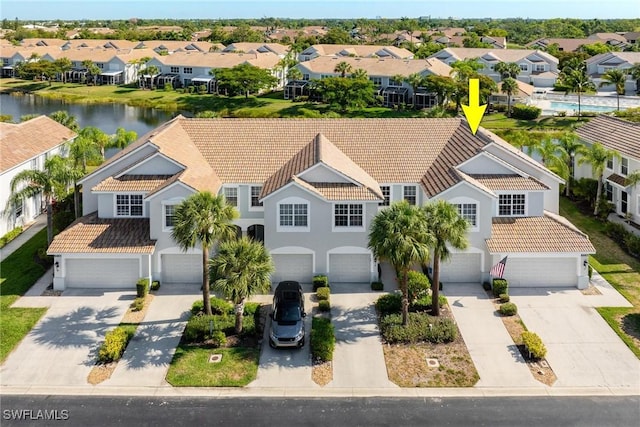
[[543, 210, 589, 238]]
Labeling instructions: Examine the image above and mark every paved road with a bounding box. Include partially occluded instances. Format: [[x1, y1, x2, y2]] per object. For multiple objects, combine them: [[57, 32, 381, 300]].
[[1, 395, 638, 427]]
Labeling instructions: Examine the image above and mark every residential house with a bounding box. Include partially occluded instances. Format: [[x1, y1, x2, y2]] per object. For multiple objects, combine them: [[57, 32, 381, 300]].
[[433, 35, 507, 50], [298, 44, 414, 62], [428, 48, 560, 87], [575, 115, 640, 224], [131, 40, 219, 55], [525, 38, 604, 52], [0, 116, 76, 237], [586, 52, 640, 94], [222, 43, 290, 58], [489, 80, 535, 108], [587, 33, 629, 50], [48, 117, 594, 291], [290, 56, 451, 107]]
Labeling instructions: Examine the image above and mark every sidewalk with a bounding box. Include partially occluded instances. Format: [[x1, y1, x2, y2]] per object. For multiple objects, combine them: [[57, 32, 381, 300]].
[[0, 213, 47, 262]]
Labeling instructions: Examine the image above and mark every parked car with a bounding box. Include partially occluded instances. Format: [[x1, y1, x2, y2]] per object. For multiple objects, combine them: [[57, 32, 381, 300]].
[[269, 281, 306, 348]]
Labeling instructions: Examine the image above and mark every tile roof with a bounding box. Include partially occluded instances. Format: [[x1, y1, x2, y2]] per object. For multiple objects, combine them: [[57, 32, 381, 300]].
[[431, 48, 558, 64], [606, 173, 628, 187], [154, 50, 281, 69], [92, 175, 175, 192], [298, 56, 451, 77], [486, 212, 595, 254], [469, 174, 549, 191], [304, 44, 414, 59], [496, 79, 535, 97], [293, 179, 381, 201], [525, 38, 601, 52], [0, 115, 76, 172], [47, 212, 156, 254], [575, 115, 640, 160]]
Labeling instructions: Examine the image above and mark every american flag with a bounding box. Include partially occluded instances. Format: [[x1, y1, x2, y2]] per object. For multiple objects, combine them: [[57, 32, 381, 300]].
[[490, 256, 508, 278]]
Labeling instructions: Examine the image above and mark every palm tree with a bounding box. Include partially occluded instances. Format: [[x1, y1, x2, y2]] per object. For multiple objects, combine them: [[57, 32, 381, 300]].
[[81, 60, 101, 85], [404, 72, 425, 108], [557, 132, 583, 196], [110, 127, 137, 151], [6, 155, 78, 245], [286, 67, 302, 82], [494, 61, 520, 80], [559, 68, 596, 118], [172, 192, 238, 316], [626, 171, 640, 187], [599, 69, 627, 111], [77, 126, 112, 160], [368, 201, 432, 325], [532, 135, 566, 169], [351, 68, 368, 80], [67, 135, 101, 218], [49, 110, 79, 132], [422, 200, 469, 316], [577, 142, 621, 215], [334, 61, 352, 78], [629, 63, 640, 94], [500, 77, 518, 117], [210, 237, 274, 334], [508, 130, 534, 155]]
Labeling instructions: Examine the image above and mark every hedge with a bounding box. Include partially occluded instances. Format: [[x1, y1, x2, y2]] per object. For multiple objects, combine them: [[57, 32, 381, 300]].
[[97, 326, 135, 363], [311, 317, 335, 362], [499, 302, 517, 316], [521, 331, 547, 359], [375, 293, 402, 316], [191, 297, 234, 315], [316, 286, 330, 301], [370, 281, 384, 291], [318, 300, 331, 312], [0, 226, 23, 248], [313, 275, 329, 291], [380, 312, 457, 344], [136, 278, 149, 298], [492, 278, 509, 297], [511, 103, 541, 120], [410, 294, 448, 312], [407, 270, 430, 302]]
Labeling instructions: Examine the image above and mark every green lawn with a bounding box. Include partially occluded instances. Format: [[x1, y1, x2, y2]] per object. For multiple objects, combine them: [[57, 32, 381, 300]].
[[481, 113, 585, 131], [559, 197, 640, 358], [166, 346, 260, 386], [0, 228, 49, 362]]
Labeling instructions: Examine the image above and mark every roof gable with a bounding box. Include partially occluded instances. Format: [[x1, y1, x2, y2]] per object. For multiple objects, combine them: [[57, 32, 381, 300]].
[[575, 115, 640, 160]]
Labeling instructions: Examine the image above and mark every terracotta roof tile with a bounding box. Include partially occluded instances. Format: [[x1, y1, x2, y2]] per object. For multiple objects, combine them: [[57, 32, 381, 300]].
[[575, 115, 640, 160], [606, 173, 628, 187], [469, 174, 549, 191], [92, 175, 175, 192], [47, 212, 156, 254], [486, 213, 595, 254], [298, 56, 451, 77]]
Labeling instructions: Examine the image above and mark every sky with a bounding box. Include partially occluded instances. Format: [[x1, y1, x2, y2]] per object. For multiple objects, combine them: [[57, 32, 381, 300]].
[[0, 0, 638, 21]]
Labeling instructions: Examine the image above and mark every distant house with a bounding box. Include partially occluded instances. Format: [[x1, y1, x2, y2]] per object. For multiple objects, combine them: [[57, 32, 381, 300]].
[[490, 80, 535, 107], [433, 35, 507, 50], [222, 43, 290, 58], [0, 116, 76, 237], [525, 38, 603, 52], [586, 52, 640, 94], [298, 44, 414, 62], [587, 33, 629, 50]]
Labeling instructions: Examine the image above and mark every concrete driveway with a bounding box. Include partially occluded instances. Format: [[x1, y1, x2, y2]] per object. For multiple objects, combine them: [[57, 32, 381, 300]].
[[1, 289, 131, 387], [511, 286, 640, 389]]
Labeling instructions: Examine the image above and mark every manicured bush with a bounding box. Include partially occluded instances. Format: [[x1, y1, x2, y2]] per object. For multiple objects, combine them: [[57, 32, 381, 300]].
[[499, 302, 517, 316], [310, 317, 335, 362], [407, 270, 430, 302], [624, 233, 640, 257], [136, 278, 149, 298], [210, 330, 227, 348], [313, 275, 329, 291], [0, 226, 23, 248], [511, 103, 541, 120], [410, 294, 448, 312], [521, 331, 547, 359], [316, 286, 330, 301], [380, 313, 457, 344], [370, 281, 384, 291], [98, 326, 134, 363], [499, 293, 510, 303], [131, 297, 145, 312], [318, 300, 331, 312], [375, 293, 402, 316], [150, 281, 161, 291], [191, 297, 234, 315], [184, 315, 216, 343], [492, 278, 509, 297], [482, 281, 492, 291]]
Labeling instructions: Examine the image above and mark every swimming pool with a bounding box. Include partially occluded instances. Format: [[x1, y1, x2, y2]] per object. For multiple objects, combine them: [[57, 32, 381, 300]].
[[548, 101, 618, 113]]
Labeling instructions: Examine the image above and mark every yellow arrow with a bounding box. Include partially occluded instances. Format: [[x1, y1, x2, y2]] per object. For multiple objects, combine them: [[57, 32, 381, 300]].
[[461, 78, 487, 135]]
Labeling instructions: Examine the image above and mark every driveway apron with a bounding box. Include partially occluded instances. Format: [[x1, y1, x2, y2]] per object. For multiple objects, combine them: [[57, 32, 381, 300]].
[[446, 283, 542, 388], [1, 290, 130, 387], [101, 284, 200, 387]]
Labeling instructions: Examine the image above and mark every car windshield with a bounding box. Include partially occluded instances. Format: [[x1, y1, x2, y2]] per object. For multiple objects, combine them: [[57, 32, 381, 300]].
[[274, 301, 301, 323]]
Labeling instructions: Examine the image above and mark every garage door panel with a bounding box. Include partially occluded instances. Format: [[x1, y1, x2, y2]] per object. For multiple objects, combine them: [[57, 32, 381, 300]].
[[505, 258, 577, 287], [162, 254, 201, 284], [66, 259, 139, 288], [439, 253, 481, 283], [272, 254, 313, 284], [329, 254, 371, 283]]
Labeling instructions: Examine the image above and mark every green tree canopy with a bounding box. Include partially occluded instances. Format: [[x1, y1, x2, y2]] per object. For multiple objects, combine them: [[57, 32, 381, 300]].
[[314, 76, 376, 112], [212, 63, 278, 98]]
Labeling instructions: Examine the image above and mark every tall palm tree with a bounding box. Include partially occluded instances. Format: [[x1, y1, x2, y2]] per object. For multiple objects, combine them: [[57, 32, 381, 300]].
[[110, 128, 137, 151], [49, 110, 79, 132], [6, 155, 78, 245], [557, 131, 583, 196], [210, 237, 274, 334], [577, 142, 621, 215], [629, 63, 640, 95], [508, 130, 534, 155], [532, 135, 567, 170], [626, 171, 640, 187], [500, 77, 518, 117], [559, 68, 596, 118], [422, 200, 469, 316], [172, 192, 238, 316], [77, 126, 112, 160], [350, 68, 368, 80], [404, 72, 425, 108], [368, 201, 432, 325], [494, 61, 520, 80], [67, 135, 101, 218], [599, 69, 627, 111], [334, 61, 352, 78], [286, 67, 302, 82]]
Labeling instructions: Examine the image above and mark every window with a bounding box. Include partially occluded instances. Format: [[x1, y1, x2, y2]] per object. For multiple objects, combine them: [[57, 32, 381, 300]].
[[97, 63, 104, 69], [380, 186, 390, 206], [535, 64, 545, 72], [370, 76, 383, 86], [30, 158, 37, 169], [605, 182, 613, 202], [498, 194, 525, 216], [164, 205, 176, 228], [223, 187, 238, 206], [116, 194, 143, 216], [455, 203, 477, 227], [519, 64, 528, 71], [250, 186, 263, 208], [14, 202, 23, 220], [621, 191, 628, 214], [621, 158, 628, 176], [334, 204, 363, 227], [388, 78, 402, 87], [302, 73, 310, 80], [403, 185, 417, 205], [606, 157, 613, 170], [279, 203, 308, 227], [170, 66, 179, 73], [183, 67, 192, 74]]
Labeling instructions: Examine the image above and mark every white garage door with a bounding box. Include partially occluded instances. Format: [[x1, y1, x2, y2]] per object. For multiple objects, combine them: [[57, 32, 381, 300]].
[[504, 257, 577, 287], [439, 253, 482, 283], [162, 254, 201, 284], [66, 258, 139, 288], [329, 254, 371, 283], [271, 254, 313, 284]]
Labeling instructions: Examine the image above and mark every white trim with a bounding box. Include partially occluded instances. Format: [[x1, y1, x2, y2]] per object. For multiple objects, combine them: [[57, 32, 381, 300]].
[[402, 185, 418, 205], [269, 246, 316, 273], [234, 218, 265, 229], [332, 202, 366, 232], [113, 192, 146, 218], [436, 178, 497, 200], [458, 151, 528, 177], [78, 141, 158, 184], [277, 196, 310, 232], [326, 246, 374, 278], [221, 185, 239, 207], [114, 152, 184, 178], [259, 180, 327, 202], [449, 196, 480, 232], [378, 184, 392, 208], [248, 185, 264, 211], [495, 192, 528, 217], [161, 197, 184, 232], [299, 163, 363, 186], [144, 181, 196, 201]]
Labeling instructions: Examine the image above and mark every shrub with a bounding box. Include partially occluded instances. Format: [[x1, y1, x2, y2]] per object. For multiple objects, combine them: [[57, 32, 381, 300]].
[[210, 330, 227, 348], [0, 226, 23, 248], [482, 281, 492, 291], [521, 331, 547, 359], [573, 178, 598, 206], [98, 327, 134, 363], [407, 270, 431, 302], [184, 315, 216, 343], [604, 222, 627, 242], [375, 293, 402, 316], [131, 297, 144, 312], [492, 278, 508, 297], [371, 281, 384, 291], [191, 297, 233, 315], [310, 317, 335, 362], [624, 233, 640, 257], [318, 300, 331, 312], [316, 286, 330, 301], [313, 275, 329, 291], [136, 278, 149, 298], [499, 302, 517, 316], [511, 103, 541, 120], [380, 313, 457, 344], [150, 281, 161, 291], [410, 294, 448, 312], [499, 293, 510, 303], [588, 264, 593, 280]]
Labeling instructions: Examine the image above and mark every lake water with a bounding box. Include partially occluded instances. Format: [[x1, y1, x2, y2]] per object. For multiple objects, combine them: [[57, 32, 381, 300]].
[[0, 92, 180, 137]]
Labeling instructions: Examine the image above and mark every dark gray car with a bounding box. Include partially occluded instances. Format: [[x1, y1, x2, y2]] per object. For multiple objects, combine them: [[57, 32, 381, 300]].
[[269, 281, 306, 348]]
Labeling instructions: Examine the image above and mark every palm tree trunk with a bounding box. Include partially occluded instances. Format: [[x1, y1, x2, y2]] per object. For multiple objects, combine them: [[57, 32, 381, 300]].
[[202, 245, 212, 316], [594, 174, 603, 216], [507, 95, 511, 117], [431, 254, 441, 316], [46, 197, 53, 246], [401, 269, 409, 326], [617, 93, 620, 111], [235, 300, 245, 334], [74, 183, 81, 219], [577, 91, 581, 118]]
